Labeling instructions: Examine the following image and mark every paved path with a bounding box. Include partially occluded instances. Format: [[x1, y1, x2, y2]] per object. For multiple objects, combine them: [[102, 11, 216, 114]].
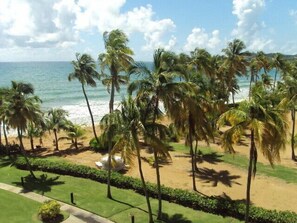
[[0, 183, 114, 223]]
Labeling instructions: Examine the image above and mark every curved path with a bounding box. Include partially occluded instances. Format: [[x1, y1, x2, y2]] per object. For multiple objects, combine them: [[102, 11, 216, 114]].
[[0, 183, 113, 223]]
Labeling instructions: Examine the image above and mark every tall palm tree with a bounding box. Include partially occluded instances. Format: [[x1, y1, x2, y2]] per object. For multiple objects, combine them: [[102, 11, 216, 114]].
[[98, 29, 134, 199], [281, 63, 297, 161], [190, 48, 213, 77], [129, 48, 185, 219], [169, 88, 213, 191], [98, 29, 134, 113], [47, 108, 68, 151], [218, 99, 287, 223], [102, 97, 154, 223], [221, 39, 249, 104], [250, 51, 271, 83], [1, 81, 43, 178], [271, 53, 288, 90], [69, 53, 100, 145]]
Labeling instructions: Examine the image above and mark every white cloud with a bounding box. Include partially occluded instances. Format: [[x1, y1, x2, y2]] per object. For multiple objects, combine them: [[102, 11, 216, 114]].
[[0, 0, 176, 57], [183, 28, 221, 52], [232, 0, 273, 51]]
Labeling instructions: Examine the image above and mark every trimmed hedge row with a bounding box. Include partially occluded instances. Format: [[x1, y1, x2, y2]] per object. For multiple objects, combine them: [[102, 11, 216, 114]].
[[14, 157, 297, 223]]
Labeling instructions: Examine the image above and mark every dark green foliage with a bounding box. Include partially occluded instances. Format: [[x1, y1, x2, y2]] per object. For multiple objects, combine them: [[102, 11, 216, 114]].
[[14, 157, 297, 223], [89, 135, 116, 152]]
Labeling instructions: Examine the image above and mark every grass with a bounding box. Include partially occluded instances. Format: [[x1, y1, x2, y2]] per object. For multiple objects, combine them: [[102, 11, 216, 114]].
[[170, 142, 297, 184], [0, 156, 241, 223], [0, 189, 68, 223]]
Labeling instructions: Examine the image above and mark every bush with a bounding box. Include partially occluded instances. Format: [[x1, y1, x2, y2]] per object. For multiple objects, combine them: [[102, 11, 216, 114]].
[[38, 200, 61, 221], [89, 134, 116, 152], [15, 157, 297, 223]]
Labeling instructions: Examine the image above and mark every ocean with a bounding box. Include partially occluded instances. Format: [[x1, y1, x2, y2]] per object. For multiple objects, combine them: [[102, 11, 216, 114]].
[[0, 61, 253, 125]]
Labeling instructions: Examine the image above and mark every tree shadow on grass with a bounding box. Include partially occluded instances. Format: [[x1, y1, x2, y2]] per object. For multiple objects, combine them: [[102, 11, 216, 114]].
[[157, 213, 192, 223], [196, 167, 241, 187], [0, 155, 17, 167], [13, 174, 64, 194], [110, 197, 148, 214]]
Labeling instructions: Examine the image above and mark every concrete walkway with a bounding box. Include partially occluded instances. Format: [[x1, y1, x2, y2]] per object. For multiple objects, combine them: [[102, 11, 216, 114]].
[[0, 183, 114, 223]]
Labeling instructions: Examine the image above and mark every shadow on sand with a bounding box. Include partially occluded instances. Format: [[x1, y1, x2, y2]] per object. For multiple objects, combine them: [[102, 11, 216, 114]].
[[196, 167, 241, 187]]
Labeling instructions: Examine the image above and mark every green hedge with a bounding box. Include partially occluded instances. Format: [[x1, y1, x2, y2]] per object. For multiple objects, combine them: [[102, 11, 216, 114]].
[[14, 157, 297, 223]]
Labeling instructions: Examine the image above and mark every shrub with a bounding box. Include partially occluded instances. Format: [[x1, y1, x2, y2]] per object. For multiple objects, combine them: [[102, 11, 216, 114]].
[[38, 200, 61, 221], [89, 134, 116, 152], [15, 157, 297, 223]]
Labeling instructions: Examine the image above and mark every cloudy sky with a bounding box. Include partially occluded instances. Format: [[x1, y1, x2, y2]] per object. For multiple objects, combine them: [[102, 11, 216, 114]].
[[0, 0, 297, 61]]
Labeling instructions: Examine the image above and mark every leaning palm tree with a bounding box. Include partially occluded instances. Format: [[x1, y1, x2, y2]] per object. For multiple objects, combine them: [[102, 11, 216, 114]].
[[98, 29, 134, 199], [1, 81, 43, 179], [101, 97, 154, 223], [218, 99, 287, 223], [47, 108, 69, 151], [69, 53, 100, 145], [129, 48, 185, 219]]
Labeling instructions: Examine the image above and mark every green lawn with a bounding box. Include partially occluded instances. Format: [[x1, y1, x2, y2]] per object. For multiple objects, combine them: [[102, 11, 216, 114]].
[[170, 143, 297, 184], [0, 189, 41, 223], [0, 156, 241, 223]]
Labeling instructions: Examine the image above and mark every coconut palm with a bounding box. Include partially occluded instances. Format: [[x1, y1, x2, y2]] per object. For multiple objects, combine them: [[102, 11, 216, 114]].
[[47, 108, 69, 151], [129, 48, 186, 219], [102, 97, 154, 223], [69, 53, 100, 145], [1, 81, 43, 178], [190, 48, 213, 77], [271, 53, 288, 90], [281, 63, 297, 160], [250, 51, 271, 83], [61, 122, 86, 150], [98, 29, 134, 113], [26, 119, 46, 151], [221, 39, 249, 104], [218, 99, 287, 223], [98, 29, 134, 199]]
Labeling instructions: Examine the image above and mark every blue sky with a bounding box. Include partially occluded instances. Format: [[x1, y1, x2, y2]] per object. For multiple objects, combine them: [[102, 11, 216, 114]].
[[0, 0, 297, 62]]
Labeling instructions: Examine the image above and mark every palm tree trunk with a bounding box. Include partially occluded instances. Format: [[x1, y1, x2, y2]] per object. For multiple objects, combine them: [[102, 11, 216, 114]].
[[30, 136, 34, 151], [74, 138, 78, 150], [0, 121, 2, 146], [3, 122, 8, 146], [232, 92, 235, 105], [17, 128, 36, 179], [245, 130, 255, 223], [189, 114, 197, 191], [107, 141, 112, 199], [194, 139, 199, 171], [135, 133, 153, 223], [82, 84, 100, 145], [291, 108, 296, 161], [153, 98, 162, 220], [273, 69, 278, 90], [53, 129, 59, 151]]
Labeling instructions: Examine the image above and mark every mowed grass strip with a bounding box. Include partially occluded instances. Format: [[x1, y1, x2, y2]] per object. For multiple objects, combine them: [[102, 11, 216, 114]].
[[0, 156, 241, 223], [170, 143, 297, 184]]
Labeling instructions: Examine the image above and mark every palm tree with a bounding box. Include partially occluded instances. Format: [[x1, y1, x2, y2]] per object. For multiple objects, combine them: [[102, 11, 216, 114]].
[[281, 63, 297, 161], [221, 39, 249, 104], [1, 81, 43, 178], [271, 53, 288, 90], [62, 122, 86, 150], [98, 29, 134, 113], [129, 48, 185, 219], [250, 51, 271, 83], [218, 99, 287, 223], [47, 108, 69, 151], [98, 29, 134, 199], [101, 97, 154, 223], [69, 53, 100, 145], [190, 48, 213, 77]]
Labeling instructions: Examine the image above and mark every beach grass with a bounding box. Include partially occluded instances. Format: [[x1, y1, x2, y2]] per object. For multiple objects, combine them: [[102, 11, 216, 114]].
[[170, 143, 297, 184], [0, 156, 241, 223]]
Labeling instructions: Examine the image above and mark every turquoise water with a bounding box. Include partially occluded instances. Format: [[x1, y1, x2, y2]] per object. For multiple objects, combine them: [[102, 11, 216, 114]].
[[0, 61, 257, 125]]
